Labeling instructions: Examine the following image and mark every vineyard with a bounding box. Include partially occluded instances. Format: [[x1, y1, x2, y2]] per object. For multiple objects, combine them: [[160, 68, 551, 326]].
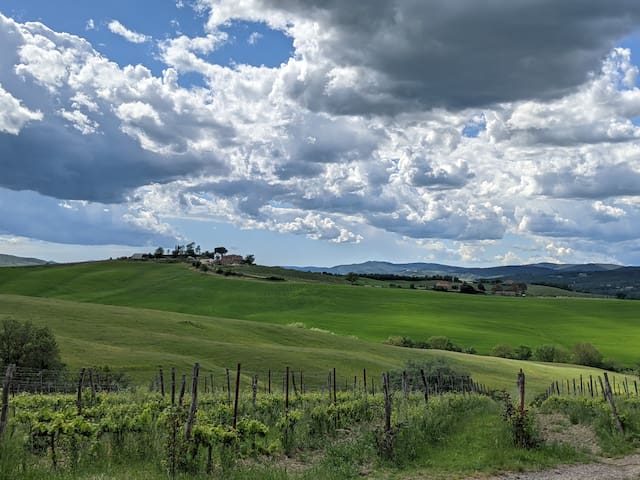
[[2, 363, 640, 479]]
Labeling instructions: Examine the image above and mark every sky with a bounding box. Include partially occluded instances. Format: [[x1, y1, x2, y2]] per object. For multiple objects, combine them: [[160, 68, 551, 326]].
[[1, 1, 640, 267]]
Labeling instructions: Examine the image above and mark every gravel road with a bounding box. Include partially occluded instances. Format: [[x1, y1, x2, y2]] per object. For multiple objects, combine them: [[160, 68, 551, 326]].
[[482, 454, 640, 480]]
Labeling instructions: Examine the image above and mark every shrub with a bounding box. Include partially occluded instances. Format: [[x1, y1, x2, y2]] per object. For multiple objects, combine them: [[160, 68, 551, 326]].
[[492, 344, 515, 359], [533, 344, 570, 363], [514, 345, 532, 360], [572, 343, 603, 367], [384, 336, 414, 348], [428, 336, 453, 351], [0, 318, 64, 370]]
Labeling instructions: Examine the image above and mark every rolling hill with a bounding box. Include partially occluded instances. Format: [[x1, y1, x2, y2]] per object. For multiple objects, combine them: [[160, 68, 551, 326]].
[[0, 293, 622, 396], [288, 260, 640, 298], [0, 253, 50, 267], [0, 260, 638, 366]]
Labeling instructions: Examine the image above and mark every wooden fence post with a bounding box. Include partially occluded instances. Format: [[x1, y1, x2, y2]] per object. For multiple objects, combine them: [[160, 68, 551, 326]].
[[159, 367, 165, 399], [232, 363, 241, 429], [185, 363, 200, 440], [382, 372, 392, 433], [252, 374, 258, 407], [285, 366, 290, 414], [420, 369, 429, 405], [89, 368, 96, 404], [517, 369, 525, 413], [333, 368, 337, 406], [0, 364, 16, 445], [77, 368, 86, 415], [363, 368, 367, 397], [603, 372, 624, 434], [171, 368, 176, 405], [179, 374, 186, 406], [291, 369, 298, 397], [402, 370, 408, 400], [598, 376, 607, 402]]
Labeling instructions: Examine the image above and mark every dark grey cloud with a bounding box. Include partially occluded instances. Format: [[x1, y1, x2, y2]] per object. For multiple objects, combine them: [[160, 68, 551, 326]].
[[0, 121, 217, 203], [410, 161, 474, 189], [522, 207, 639, 242], [536, 164, 640, 199], [270, 0, 640, 114], [0, 188, 177, 246], [369, 209, 506, 240]]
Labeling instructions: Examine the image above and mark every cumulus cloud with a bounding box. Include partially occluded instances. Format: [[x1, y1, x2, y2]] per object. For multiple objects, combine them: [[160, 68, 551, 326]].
[[1, 7, 640, 262], [0, 83, 42, 134], [199, 0, 640, 114], [108, 20, 151, 44]]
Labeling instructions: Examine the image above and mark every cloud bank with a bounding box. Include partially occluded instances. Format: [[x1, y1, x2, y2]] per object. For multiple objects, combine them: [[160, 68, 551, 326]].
[[0, 2, 639, 264]]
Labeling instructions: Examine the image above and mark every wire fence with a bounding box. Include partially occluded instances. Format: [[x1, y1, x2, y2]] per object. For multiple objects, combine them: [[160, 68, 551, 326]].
[[0, 363, 488, 397]]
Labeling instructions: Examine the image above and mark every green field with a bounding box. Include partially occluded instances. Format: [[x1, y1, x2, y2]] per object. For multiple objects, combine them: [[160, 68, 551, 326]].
[[0, 261, 637, 365], [0, 294, 622, 397]]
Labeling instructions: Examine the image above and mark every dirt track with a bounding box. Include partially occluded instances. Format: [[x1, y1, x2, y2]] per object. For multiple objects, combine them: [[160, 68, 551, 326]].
[[482, 454, 640, 480]]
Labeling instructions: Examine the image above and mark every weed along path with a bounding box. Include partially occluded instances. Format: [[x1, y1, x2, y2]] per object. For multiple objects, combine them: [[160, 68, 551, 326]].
[[477, 453, 640, 480]]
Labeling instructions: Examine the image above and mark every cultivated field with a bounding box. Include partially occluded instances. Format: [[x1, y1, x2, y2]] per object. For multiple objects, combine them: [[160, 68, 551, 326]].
[[0, 261, 637, 365]]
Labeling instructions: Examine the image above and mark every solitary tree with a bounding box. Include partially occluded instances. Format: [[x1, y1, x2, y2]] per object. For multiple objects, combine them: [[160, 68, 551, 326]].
[[0, 319, 64, 370], [243, 254, 255, 265], [214, 247, 228, 258], [154, 246, 165, 258]]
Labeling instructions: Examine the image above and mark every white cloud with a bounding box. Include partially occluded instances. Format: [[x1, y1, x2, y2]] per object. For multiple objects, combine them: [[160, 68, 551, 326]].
[[107, 20, 151, 44], [2, 10, 640, 263], [0, 83, 43, 134], [86, 19, 95, 31], [248, 32, 263, 45]]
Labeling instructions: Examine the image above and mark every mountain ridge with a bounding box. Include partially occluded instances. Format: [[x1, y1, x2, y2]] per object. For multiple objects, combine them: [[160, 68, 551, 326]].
[[283, 261, 640, 298], [284, 261, 625, 277], [0, 253, 51, 267]]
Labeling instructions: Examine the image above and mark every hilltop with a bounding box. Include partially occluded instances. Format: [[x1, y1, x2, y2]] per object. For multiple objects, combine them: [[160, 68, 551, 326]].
[[0, 253, 50, 267]]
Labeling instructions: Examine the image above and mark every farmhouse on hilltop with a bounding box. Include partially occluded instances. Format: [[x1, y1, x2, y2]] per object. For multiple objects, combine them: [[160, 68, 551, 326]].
[[202, 254, 244, 266]]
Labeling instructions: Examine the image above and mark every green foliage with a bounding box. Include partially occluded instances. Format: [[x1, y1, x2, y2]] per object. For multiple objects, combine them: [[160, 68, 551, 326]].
[[534, 344, 570, 363], [345, 272, 359, 284], [243, 254, 255, 265], [514, 345, 532, 360], [501, 392, 539, 448], [0, 318, 63, 370], [428, 335, 453, 351], [572, 343, 603, 368], [492, 344, 515, 359]]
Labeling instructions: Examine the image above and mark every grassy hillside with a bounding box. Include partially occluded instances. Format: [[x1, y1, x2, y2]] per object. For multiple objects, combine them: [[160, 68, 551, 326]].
[[0, 294, 619, 396], [0, 261, 638, 365]]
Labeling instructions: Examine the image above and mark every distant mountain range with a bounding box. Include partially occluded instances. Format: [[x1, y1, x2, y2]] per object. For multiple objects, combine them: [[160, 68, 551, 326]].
[[287, 261, 623, 277], [0, 254, 50, 267], [285, 261, 640, 298]]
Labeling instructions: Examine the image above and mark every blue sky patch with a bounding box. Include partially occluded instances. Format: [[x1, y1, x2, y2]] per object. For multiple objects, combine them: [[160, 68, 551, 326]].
[[462, 114, 486, 138]]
